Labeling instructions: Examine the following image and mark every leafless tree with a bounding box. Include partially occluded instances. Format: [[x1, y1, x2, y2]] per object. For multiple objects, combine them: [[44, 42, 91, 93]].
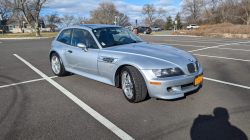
[[59, 14, 75, 27], [15, 0, 51, 37], [141, 4, 157, 26], [90, 1, 118, 24], [154, 18, 165, 29], [0, 0, 12, 20], [40, 15, 47, 26], [46, 12, 60, 31], [141, 4, 167, 27], [117, 13, 131, 27], [11, 0, 24, 32], [181, 0, 206, 24], [157, 7, 168, 19], [73, 14, 89, 25], [236, 0, 250, 25], [89, 1, 130, 26]]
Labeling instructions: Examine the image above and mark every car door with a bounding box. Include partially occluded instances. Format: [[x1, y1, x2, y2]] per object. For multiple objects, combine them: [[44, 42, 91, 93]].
[[66, 29, 100, 75], [141, 27, 146, 32]]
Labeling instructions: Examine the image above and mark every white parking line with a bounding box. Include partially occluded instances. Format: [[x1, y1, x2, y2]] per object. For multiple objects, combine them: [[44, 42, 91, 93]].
[[238, 43, 250, 46], [204, 77, 250, 90], [0, 76, 57, 89], [188, 41, 250, 52], [165, 40, 224, 44], [188, 46, 218, 52], [216, 47, 250, 51], [13, 54, 134, 140], [163, 44, 207, 47], [193, 54, 250, 62]]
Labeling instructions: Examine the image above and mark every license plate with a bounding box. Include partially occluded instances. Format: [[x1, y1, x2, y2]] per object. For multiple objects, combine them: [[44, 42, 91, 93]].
[[194, 75, 203, 86]]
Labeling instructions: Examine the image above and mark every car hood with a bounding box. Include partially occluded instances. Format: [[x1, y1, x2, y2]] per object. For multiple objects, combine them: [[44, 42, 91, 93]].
[[102, 42, 196, 67]]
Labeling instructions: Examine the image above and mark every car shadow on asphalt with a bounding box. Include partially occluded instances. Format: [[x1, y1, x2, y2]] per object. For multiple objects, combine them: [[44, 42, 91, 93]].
[[190, 107, 248, 140]]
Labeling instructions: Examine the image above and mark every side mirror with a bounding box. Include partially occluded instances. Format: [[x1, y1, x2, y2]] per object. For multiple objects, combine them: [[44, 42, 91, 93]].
[[77, 43, 88, 52]]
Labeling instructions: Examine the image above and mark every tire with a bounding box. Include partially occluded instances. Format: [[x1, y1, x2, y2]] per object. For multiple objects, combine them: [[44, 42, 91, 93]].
[[51, 53, 69, 76], [121, 66, 148, 103], [144, 31, 147, 34]]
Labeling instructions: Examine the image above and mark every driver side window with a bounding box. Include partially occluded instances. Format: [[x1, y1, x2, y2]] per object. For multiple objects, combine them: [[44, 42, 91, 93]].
[[71, 29, 88, 47]]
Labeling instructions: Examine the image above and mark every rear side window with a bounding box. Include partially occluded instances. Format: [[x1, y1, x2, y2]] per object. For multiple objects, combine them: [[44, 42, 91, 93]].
[[57, 29, 72, 45]]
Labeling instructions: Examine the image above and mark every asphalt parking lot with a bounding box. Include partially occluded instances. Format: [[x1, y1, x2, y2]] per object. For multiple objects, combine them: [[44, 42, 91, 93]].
[[0, 36, 250, 140]]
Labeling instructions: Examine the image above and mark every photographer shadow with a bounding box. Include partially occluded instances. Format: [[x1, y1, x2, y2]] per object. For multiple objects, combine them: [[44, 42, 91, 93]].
[[190, 107, 248, 140]]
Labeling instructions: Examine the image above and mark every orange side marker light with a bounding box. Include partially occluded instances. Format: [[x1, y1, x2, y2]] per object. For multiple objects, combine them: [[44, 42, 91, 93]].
[[150, 82, 162, 85]]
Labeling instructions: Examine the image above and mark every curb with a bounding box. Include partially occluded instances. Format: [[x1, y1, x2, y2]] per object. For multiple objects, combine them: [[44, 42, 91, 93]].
[[0, 37, 55, 40]]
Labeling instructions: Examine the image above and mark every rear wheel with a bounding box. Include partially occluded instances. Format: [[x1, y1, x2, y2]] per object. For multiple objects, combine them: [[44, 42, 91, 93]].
[[144, 31, 147, 34], [51, 53, 69, 76], [121, 66, 148, 103]]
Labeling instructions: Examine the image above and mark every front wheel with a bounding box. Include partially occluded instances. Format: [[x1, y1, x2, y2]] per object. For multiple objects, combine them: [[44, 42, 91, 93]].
[[121, 66, 148, 103]]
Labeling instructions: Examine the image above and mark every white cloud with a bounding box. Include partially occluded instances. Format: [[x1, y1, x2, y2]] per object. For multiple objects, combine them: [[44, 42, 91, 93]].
[[154, 0, 173, 6], [42, 0, 181, 24], [179, 0, 186, 6], [43, 0, 101, 15]]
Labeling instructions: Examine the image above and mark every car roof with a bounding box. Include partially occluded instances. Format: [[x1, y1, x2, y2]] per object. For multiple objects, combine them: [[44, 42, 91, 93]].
[[78, 24, 122, 29]]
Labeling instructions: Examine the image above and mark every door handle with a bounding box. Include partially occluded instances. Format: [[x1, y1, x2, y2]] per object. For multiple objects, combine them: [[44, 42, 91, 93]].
[[68, 50, 72, 53]]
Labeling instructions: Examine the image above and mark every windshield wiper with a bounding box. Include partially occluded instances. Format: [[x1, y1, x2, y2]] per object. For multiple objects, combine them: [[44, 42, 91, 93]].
[[123, 41, 142, 44], [104, 42, 122, 47]]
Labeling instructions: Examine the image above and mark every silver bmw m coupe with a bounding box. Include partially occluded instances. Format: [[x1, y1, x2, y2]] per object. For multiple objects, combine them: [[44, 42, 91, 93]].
[[49, 24, 203, 103]]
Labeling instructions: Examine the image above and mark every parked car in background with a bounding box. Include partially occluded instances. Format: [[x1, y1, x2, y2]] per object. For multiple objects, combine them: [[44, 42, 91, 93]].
[[49, 24, 203, 103], [168, 27, 174, 30], [187, 24, 199, 30], [135, 26, 152, 34], [150, 26, 162, 31]]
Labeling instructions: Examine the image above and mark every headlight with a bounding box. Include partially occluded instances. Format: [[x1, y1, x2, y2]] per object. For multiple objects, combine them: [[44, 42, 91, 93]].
[[152, 68, 184, 78]]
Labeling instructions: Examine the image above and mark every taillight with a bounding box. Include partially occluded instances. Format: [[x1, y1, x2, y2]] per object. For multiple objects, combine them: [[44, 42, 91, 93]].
[[147, 28, 150, 31]]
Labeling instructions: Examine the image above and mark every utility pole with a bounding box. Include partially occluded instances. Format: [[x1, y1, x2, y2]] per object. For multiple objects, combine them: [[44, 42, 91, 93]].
[[0, 13, 3, 35], [114, 16, 119, 26], [174, 20, 177, 34], [114, 16, 117, 25]]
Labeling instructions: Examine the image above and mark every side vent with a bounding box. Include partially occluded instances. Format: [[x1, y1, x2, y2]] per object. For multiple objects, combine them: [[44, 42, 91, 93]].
[[103, 58, 114, 63], [98, 56, 118, 64]]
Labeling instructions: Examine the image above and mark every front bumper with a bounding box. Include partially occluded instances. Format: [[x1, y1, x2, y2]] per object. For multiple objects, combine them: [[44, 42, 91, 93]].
[[140, 66, 203, 99]]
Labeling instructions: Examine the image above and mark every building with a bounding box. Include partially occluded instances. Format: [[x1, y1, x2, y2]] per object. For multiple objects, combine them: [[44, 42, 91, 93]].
[[1, 19, 45, 33]]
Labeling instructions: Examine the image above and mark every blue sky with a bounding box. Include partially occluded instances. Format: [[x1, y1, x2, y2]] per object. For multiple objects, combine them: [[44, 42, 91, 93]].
[[42, 0, 184, 23]]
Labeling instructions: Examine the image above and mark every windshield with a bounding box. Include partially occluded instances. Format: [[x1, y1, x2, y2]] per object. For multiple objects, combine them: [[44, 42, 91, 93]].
[[92, 27, 143, 48]]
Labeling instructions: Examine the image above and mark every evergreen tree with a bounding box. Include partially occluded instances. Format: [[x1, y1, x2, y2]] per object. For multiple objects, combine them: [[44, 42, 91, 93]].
[[174, 12, 183, 29], [165, 15, 173, 30]]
